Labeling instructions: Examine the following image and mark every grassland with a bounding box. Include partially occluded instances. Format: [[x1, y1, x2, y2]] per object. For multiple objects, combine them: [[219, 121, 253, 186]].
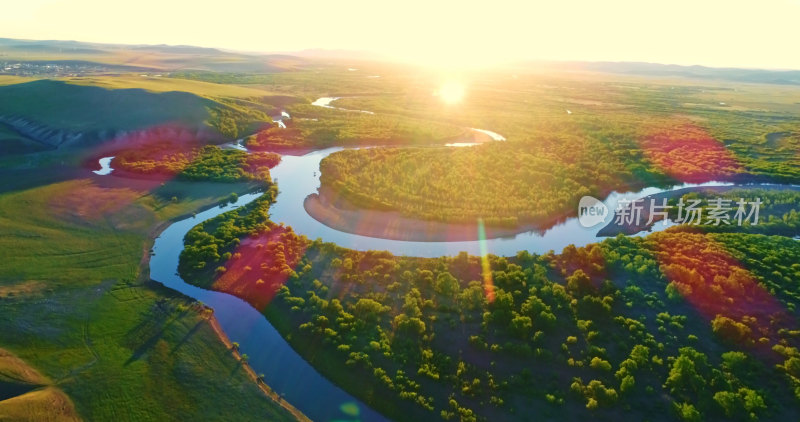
[[171, 69, 483, 149], [0, 75, 37, 86], [0, 80, 217, 132], [245, 109, 466, 150], [309, 73, 800, 231], [0, 178, 296, 421], [0, 348, 79, 421], [63, 75, 284, 99], [0, 123, 50, 155], [0, 78, 274, 149], [170, 67, 405, 97]]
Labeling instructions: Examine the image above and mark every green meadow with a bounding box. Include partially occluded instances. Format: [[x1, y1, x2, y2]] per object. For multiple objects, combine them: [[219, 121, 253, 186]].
[[0, 179, 294, 421]]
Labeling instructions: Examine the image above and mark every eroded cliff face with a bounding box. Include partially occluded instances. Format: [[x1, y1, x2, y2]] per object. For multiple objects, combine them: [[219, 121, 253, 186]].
[[0, 115, 225, 152], [0, 115, 89, 149]]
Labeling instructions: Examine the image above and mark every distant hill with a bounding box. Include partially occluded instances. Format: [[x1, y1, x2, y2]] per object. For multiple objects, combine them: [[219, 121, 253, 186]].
[[289, 48, 385, 61], [0, 38, 308, 73], [3, 38, 798, 85], [129, 44, 227, 55], [0, 80, 244, 152], [0, 38, 106, 55], [550, 61, 800, 85]]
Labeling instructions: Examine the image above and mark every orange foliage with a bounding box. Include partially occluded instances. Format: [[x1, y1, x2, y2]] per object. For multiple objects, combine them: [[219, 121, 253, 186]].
[[108, 126, 203, 178], [556, 243, 608, 287], [48, 180, 142, 222], [640, 124, 741, 183], [242, 152, 282, 180], [649, 232, 793, 346], [246, 126, 305, 151], [213, 225, 306, 310]]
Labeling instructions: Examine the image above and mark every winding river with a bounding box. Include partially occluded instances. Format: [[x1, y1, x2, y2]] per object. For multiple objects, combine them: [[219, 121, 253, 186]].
[[150, 194, 387, 422], [145, 97, 799, 421], [268, 148, 739, 258]]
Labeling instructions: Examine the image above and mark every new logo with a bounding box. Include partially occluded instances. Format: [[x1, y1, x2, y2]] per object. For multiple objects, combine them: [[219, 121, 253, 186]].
[[578, 196, 609, 228]]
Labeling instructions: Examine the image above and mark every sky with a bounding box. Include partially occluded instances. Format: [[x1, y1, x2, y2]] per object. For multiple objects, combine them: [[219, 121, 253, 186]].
[[3, 0, 799, 70]]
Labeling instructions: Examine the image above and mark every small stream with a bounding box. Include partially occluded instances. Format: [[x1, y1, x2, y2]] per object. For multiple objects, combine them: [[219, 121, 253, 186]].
[[311, 97, 375, 114], [93, 156, 114, 175]]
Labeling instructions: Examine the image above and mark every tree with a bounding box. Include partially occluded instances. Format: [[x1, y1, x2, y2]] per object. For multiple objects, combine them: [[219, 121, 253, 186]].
[[510, 315, 533, 338], [630, 345, 650, 367], [435, 271, 460, 298], [566, 269, 593, 296], [620, 375, 635, 393], [521, 295, 548, 318], [487, 289, 514, 324], [711, 315, 752, 345], [458, 283, 486, 311], [665, 348, 708, 399], [394, 314, 426, 337], [740, 388, 766, 414], [674, 402, 702, 422], [353, 298, 387, 323], [714, 388, 766, 418], [714, 391, 737, 417], [571, 377, 618, 408], [590, 357, 612, 372], [721, 351, 749, 374]]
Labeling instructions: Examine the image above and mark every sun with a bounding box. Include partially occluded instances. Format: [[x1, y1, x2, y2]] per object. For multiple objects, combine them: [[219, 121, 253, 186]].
[[438, 81, 465, 104]]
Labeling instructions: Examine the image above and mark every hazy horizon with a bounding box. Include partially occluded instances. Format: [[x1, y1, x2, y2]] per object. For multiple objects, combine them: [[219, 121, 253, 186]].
[[3, 0, 800, 71]]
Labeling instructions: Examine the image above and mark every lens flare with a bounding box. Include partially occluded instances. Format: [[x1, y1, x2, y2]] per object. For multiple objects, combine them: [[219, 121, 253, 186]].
[[477, 218, 495, 303], [437, 81, 465, 105]]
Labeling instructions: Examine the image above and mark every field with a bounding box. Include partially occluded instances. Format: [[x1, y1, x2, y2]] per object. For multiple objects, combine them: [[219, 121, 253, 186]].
[[312, 75, 800, 233], [0, 347, 79, 421], [0, 178, 296, 421]]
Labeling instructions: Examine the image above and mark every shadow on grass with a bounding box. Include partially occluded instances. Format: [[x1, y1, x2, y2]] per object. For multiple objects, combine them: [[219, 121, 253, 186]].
[[169, 320, 204, 355], [123, 303, 185, 366], [228, 361, 243, 379], [0, 380, 39, 401]]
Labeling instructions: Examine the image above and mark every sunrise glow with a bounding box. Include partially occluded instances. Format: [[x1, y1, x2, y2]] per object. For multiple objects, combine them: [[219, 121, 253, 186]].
[[437, 81, 465, 104]]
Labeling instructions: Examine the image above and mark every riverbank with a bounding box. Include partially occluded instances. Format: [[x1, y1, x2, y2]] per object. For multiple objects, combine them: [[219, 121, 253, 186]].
[[304, 185, 568, 241], [137, 189, 309, 422], [205, 315, 311, 422]]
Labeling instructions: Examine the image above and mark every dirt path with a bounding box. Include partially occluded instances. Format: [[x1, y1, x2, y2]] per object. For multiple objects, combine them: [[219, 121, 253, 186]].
[[205, 315, 311, 422]]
